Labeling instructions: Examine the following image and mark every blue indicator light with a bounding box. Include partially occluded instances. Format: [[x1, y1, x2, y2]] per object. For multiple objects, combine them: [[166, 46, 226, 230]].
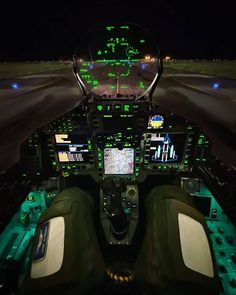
[[89, 64, 94, 70], [141, 63, 147, 70], [212, 82, 220, 89], [11, 82, 20, 90]]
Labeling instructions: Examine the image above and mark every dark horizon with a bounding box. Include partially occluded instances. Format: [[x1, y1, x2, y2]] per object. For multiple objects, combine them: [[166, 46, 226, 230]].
[[0, 0, 235, 61]]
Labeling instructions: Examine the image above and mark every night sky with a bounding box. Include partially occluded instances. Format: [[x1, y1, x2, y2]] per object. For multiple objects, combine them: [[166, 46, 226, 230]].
[[0, 0, 235, 61]]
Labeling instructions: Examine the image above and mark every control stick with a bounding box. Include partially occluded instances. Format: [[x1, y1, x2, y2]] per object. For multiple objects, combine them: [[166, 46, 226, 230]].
[[101, 177, 129, 239]]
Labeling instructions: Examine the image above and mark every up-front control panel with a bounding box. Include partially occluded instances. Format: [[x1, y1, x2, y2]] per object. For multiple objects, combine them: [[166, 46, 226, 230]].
[[88, 101, 150, 132]]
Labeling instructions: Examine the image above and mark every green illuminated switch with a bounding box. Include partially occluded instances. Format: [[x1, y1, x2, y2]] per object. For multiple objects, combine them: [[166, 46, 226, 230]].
[[97, 105, 103, 111], [133, 104, 140, 110], [124, 104, 131, 112], [114, 104, 122, 111], [105, 105, 112, 111]]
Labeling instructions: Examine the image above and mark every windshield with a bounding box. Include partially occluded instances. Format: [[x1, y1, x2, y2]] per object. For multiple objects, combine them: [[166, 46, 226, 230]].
[[73, 24, 161, 99]]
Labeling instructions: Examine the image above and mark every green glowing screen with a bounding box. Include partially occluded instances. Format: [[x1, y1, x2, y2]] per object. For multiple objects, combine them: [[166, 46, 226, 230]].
[[74, 24, 160, 99]]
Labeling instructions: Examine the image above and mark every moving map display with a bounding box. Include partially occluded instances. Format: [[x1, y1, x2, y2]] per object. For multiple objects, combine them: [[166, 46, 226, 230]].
[[104, 148, 134, 175]]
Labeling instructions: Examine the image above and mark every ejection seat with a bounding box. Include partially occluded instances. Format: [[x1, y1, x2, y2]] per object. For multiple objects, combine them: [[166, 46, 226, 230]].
[[134, 185, 220, 295]]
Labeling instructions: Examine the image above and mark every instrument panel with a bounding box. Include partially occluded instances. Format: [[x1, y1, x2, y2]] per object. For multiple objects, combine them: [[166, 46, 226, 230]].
[[20, 100, 211, 182]]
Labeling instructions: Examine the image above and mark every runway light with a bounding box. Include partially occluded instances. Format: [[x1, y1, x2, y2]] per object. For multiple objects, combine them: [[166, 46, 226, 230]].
[[141, 63, 147, 70], [212, 82, 220, 89], [145, 55, 151, 61], [11, 82, 20, 90]]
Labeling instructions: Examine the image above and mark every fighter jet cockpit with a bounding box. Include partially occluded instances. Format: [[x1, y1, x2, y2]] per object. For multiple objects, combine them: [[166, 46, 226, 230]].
[[0, 23, 236, 295]]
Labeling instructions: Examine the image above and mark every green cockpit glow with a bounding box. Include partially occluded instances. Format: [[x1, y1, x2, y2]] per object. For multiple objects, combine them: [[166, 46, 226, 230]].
[[74, 23, 160, 98]]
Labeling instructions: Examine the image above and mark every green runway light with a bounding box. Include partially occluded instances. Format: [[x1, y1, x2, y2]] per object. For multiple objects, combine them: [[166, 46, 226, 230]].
[[140, 39, 145, 43], [120, 25, 129, 29]]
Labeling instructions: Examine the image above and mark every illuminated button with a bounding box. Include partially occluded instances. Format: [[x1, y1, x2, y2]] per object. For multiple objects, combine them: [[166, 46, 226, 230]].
[[105, 104, 112, 111], [133, 104, 140, 110], [97, 104, 103, 111], [132, 203, 137, 208], [62, 171, 69, 177], [127, 201, 131, 206], [124, 104, 131, 112], [122, 197, 126, 202], [114, 104, 122, 111]]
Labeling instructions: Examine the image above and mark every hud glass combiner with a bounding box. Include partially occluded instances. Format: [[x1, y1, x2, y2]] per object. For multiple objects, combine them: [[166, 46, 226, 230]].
[[73, 23, 162, 101]]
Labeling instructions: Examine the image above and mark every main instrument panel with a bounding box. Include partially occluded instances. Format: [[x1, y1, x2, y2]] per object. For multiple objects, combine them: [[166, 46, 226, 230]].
[[20, 100, 211, 183]]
